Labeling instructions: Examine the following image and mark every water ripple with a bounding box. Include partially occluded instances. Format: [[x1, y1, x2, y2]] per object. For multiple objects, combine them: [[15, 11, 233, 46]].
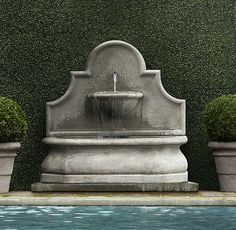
[[0, 206, 235, 230]]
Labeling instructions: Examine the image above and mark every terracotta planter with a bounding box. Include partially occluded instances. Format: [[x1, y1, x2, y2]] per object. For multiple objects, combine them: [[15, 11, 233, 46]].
[[208, 141, 236, 192], [0, 142, 20, 193]]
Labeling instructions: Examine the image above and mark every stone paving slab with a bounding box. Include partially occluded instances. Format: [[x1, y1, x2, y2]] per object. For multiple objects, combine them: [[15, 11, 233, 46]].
[[0, 191, 236, 206]]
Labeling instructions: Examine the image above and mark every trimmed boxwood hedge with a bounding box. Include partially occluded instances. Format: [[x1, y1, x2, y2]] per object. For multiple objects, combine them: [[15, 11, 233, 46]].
[[204, 95, 236, 142], [0, 97, 27, 142], [0, 1, 235, 190]]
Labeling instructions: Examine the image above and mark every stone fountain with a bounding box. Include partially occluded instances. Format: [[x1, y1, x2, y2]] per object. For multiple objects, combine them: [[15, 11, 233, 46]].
[[32, 40, 198, 192]]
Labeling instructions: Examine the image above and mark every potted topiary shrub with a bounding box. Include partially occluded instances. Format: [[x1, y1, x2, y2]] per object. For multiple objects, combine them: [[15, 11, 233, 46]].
[[203, 94, 236, 192], [0, 97, 27, 193]]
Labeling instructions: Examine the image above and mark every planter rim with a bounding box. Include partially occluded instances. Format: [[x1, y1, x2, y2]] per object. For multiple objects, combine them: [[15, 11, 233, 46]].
[[0, 142, 21, 150], [42, 136, 187, 146], [208, 141, 236, 149]]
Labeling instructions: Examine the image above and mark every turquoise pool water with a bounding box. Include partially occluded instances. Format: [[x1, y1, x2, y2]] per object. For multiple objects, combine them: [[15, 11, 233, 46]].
[[0, 206, 235, 229]]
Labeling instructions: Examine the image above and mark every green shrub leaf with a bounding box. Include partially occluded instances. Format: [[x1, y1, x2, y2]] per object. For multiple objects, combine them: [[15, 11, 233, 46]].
[[203, 94, 236, 141], [0, 97, 28, 142]]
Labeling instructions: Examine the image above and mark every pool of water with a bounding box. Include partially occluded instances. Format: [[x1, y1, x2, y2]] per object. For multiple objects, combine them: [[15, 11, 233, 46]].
[[0, 206, 235, 230]]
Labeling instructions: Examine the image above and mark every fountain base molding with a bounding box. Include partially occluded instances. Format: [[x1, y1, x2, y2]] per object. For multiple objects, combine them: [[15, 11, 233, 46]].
[[32, 182, 198, 192], [40, 173, 188, 184]]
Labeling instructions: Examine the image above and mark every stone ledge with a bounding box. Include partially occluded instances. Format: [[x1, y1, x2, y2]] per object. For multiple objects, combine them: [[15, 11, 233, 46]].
[[0, 191, 236, 206]]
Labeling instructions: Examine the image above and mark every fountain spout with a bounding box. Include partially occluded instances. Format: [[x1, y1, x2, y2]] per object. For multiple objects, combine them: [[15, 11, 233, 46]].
[[113, 71, 118, 92]]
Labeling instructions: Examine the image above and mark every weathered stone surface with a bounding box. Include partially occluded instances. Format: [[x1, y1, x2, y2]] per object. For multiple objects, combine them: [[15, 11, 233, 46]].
[[209, 141, 236, 192], [32, 182, 198, 192], [46, 40, 185, 137], [0, 142, 20, 193], [40, 173, 188, 184], [0, 176, 11, 194], [2, 191, 236, 206], [32, 41, 198, 192], [218, 175, 236, 192], [41, 137, 188, 176]]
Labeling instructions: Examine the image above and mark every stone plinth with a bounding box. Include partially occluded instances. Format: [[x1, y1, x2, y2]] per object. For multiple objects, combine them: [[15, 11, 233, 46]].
[[32, 182, 198, 192]]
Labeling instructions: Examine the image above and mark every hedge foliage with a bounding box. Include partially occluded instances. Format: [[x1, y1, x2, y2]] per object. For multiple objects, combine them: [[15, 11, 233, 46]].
[[204, 95, 236, 141], [0, 97, 27, 142], [0, 0, 235, 190]]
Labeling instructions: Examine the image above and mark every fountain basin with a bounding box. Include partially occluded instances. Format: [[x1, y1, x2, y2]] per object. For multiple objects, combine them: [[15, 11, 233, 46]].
[[88, 91, 144, 120], [40, 136, 188, 184]]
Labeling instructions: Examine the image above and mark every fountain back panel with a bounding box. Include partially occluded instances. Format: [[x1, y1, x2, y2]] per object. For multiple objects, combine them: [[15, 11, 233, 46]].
[[32, 40, 198, 192]]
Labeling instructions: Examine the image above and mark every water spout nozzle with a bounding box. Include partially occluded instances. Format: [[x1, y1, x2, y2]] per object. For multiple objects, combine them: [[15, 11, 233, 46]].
[[113, 71, 118, 92]]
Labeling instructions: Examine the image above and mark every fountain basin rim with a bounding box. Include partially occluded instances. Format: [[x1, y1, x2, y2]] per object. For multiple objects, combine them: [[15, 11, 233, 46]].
[[88, 91, 144, 98], [42, 136, 187, 146]]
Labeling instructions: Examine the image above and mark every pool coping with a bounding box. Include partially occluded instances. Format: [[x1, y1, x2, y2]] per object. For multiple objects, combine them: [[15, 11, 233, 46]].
[[0, 191, 236, 206]]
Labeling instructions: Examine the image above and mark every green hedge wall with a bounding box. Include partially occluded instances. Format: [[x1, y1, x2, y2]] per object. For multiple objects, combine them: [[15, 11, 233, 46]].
[[0, 0, 235, 190]]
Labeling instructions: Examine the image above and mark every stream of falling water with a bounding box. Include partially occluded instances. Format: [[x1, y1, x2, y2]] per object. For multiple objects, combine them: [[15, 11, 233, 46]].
[[91, 97, 143, 138]]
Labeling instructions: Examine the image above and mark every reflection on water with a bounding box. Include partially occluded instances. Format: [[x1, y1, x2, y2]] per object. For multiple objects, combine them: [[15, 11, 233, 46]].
[[0, 206, 236, 230]]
